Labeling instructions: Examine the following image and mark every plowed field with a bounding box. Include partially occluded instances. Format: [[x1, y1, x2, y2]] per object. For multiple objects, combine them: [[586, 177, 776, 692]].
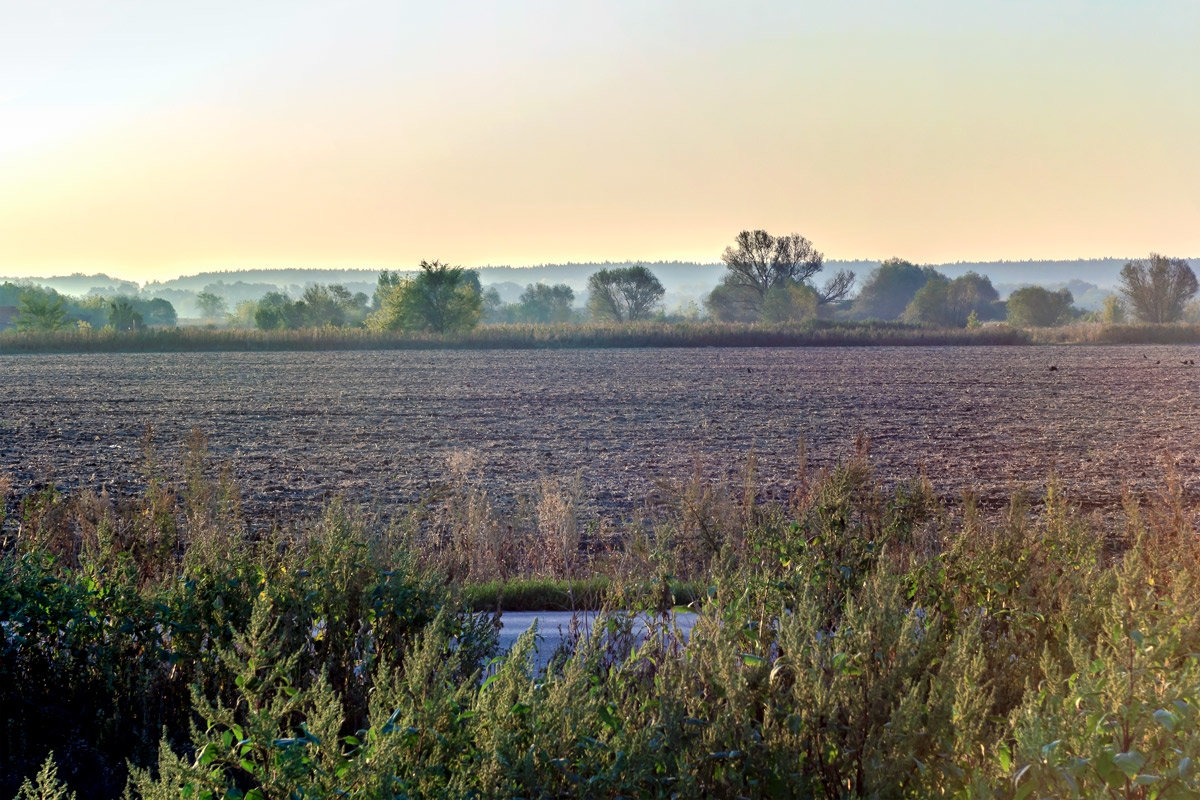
[[3, 346, 1199, 523]]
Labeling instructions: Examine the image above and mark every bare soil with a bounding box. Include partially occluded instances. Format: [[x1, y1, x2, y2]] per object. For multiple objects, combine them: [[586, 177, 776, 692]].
[[2, 346, 1198, 524]]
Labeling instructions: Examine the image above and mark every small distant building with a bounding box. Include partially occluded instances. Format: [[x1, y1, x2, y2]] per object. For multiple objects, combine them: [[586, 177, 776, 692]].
[[0, 306, 17, 331]]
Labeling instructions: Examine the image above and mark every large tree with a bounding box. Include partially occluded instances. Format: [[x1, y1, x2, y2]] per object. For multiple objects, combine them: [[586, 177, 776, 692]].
[[515, 283, 575, 324], [719, 230, 853, 304], [852, 259, 942, 321], [369, 261, 482, 333], [196, 291, 228, 321], [903, 272, 1000, 327], [14, 290, 70, 332], [1119, 254, 1198, 324], [141, 297, 178, 327], [708, 230, 853, 321], [107, 297, 145, 332], [586, 265, 664, 322], [1005, 286, 1073, 327]]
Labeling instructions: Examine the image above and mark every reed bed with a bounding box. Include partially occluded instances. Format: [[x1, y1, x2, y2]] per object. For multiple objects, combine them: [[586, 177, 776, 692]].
[[0, 320, 1031, 354]]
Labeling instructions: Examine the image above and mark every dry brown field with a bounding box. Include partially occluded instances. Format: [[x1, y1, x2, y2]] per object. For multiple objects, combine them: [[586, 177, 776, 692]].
[[2, 345, 1199, 522]]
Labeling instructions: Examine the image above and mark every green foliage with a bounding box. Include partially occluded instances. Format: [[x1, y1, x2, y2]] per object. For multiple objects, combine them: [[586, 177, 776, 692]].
[[586, 265, 665, 322], [1, 286, 175, 333], [1101, 293, 1127, 324], [904, 271, 1002, 327], [139, 298, 178, 327], [851, 258, 943, 321], [252, 291, 300, 330], [1006, 285, 1074, 327], [252, 286, 370, 330], [484, 283, 578, 324], [14, 290, 70, 333], [1120, 253, 1199, 324], [372, 269, 405, 310], [368, 261, 483, 333], [515, 283, 576, 323], [703, 280, 762, 322], [14, 754, 75, 800], [760, 280, 819, 324], [8, 441, 1200, 797], [298, 284, 370, 327], [106, 297, 144, 331], [194, 291, 227, 321], [0, 438, 464, 799]]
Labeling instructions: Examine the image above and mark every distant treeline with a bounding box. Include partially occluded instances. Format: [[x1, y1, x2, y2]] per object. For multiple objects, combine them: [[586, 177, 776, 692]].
[[3, 236, 1197, 339], [0, 282, 177, 332], [0, 256, 1151, 320]]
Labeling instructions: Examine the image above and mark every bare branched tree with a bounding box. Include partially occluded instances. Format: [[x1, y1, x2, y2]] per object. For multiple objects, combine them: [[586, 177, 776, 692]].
[[587, 265, 664, 322], [708, 230, 854, 321], [720, 230, 825, 298], [818, 269, 856, 305], [1120, 254, 1198, 324]]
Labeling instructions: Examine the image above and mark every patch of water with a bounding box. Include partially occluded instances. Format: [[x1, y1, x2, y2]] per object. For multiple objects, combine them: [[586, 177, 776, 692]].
[[496, 609, 698, 672]]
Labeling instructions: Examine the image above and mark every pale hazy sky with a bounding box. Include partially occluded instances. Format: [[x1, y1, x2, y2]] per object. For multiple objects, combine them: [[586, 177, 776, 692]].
[[1, 1, 1197, 282]]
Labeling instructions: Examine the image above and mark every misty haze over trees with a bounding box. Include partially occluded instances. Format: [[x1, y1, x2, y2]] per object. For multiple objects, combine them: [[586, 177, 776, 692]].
[[2, 245, 1197, 336]]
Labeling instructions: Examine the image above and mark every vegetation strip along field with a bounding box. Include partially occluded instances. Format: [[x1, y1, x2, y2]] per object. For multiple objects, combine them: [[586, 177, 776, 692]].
[[3, 444, 1200, 798]]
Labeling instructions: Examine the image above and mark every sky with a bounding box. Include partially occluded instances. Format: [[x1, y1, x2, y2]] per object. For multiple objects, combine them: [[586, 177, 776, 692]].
[[1, 0, 1197, 283]]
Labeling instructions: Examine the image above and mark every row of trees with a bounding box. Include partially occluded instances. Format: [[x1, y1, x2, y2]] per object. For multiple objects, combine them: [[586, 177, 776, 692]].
[[0, 284, 177, 332], [202, 244, 1200, 335], [251, 285, 371, 330], [239, 262, 670, 334], [5, 238, 1195, 336], [699, 233, 1008, 328], [482, 266, 668, 325], [841, 248, 1196, 328]]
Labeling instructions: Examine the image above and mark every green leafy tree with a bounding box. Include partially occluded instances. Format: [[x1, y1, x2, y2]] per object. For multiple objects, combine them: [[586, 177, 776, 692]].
[[761, 281, 819, 323], [299, 285, 346, 327], [515, 283, 575, 323], [108, 297, 145, 331], [141, 297, 177, 327], [254, 292, 302, 330], [1005, 286, 1074, 327], [373, 270, 406, 311], [902, 276, 951, 326], [482, 286, 506, 323], [294, 284, 370, 328], [1119, 253, 1198, 323], [72, 295, 112, 327], [196, 291, 228, 321], [0, 281, 24, 306], [903, 272, 1000, 328], [369, 261, 482, 333], [229, 300, 258, 329], [14, 753, 75, 800], [14, 290, 70, 332], [703, 281, 761, 322], [852, 259, 943, 321], [947, 272, 1000, 324], [586, 265, 664, 322], [1100, 294, 1126, 324]]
